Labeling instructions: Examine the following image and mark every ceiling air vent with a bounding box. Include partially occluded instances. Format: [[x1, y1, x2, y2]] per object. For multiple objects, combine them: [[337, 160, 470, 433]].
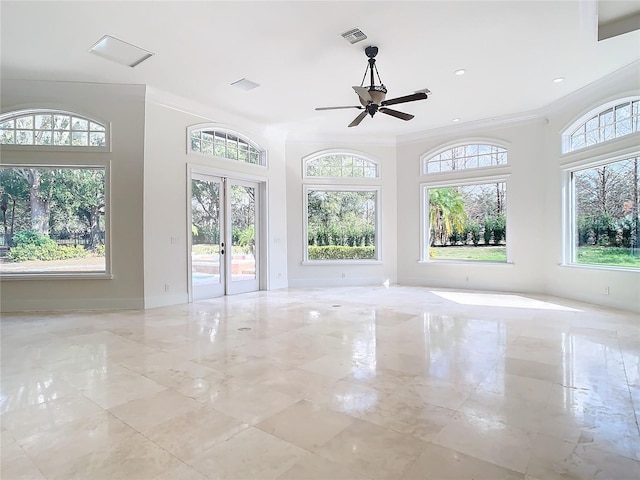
[[341, 28, 367, 44]]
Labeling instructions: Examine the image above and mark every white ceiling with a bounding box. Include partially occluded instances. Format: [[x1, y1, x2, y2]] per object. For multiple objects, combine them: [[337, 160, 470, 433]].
[[2, 1, 639, 141]]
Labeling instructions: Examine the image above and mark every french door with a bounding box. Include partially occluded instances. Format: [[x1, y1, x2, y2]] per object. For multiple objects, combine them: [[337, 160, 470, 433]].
[[190, 173, 260, 300]]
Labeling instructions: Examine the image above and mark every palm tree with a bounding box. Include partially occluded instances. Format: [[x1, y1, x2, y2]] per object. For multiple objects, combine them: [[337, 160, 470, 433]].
[[429, 188, 467, 246]]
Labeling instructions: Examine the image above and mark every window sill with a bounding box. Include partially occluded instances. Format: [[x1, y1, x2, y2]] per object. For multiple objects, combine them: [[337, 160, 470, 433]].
[[418, 260, 513, 266], [0, 272, 113, 281], [302, 260, 383, 266], [559, 263, 639, 273]]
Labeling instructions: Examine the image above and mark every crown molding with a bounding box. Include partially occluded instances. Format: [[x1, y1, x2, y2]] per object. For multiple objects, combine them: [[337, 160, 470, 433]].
[[285, 131, 397, 147], [397, 112, 546, 145]]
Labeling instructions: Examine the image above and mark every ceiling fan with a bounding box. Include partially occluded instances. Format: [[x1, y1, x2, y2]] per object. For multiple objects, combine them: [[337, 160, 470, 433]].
[[316, 45, 430, 127]]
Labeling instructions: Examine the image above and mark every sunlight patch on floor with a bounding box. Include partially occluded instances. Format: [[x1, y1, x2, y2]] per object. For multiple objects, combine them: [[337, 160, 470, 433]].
[[431, 291, 582, 311]]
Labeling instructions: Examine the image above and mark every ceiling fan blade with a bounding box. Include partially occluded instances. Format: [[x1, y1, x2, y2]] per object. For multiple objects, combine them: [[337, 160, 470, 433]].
[[379, 107, 414, 121], [315, 106, 362, 111], [381, 92, 428, 107], [348, 111, 368, 128], [352, 86, 372, 103]]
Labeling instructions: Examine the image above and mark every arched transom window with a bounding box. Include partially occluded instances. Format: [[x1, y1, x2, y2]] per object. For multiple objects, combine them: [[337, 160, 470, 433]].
[[189, 127, 265, 166], [564, 98, 639, 153], [423, 144, 507, 174], [305, 152, 379, 178], [0, 110, 107, 147]]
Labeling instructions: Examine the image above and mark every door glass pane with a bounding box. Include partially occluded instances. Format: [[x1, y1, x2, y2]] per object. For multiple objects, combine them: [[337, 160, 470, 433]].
[[191, 178, 222, 288], [230, 184, 256, 281]]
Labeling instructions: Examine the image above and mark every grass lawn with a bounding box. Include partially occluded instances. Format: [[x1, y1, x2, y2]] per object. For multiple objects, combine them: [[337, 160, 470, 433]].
[[577, 246, 640, 268], [431, 245, 507, 262], [430, 245, 640, 267]]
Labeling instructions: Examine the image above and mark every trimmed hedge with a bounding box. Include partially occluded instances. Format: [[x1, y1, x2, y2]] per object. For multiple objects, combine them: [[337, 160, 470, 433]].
[[8, 243, 88, 262], [308, 245, 375, 260], [6, 230, 92, 262]]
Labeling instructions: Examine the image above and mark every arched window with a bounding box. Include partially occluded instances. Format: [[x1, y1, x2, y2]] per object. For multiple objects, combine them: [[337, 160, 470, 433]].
[[188, 126, 265, 166], [423, 143, 507, 174], [302, 150, 381, 263], [304, 152, 379, 178], [421, 142, 510, 263], [0, 109, 109, 277], [0, 110, 107, 147], [561, 98, 640, 269], [563, 97, 639, 153]]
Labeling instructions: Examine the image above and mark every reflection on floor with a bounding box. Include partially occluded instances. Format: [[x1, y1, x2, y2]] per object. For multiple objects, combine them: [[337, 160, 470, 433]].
[[1, 286, 639, 479]]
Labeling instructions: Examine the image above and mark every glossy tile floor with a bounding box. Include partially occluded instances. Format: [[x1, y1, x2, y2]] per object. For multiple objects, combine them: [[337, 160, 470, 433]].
[[1, 286, 639, 479]]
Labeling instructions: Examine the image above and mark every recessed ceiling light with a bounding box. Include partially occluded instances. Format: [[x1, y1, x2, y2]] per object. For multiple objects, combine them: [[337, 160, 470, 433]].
[[89, 35, 154, 68], [553, 77, 565, 83], [231, 78, 260, 91], [454, 69, 466, 76], [452, 118, 461, 122]]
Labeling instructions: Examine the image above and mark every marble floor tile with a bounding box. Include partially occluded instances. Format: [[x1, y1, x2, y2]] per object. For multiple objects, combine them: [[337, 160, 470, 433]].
[[0, 438, 46, 480], [312, 418, 430, 480], [152, 462, 209, 480], [108, 388, 201, 431], [208, 382, 301, 425], [256, 399, 355, 451], [73, 368, 168, 409], [277, 451, 372, 480], [44, 431, 182, 480], [256, 367, 335, 399], [188, 427, 308, 480], [0, 370, 79, 415], [18, 411, 138, 478], [143, 404, 249, 462], [433, 412, 534, 473], [357, 393, 461, 442], [526, 435, 640, 480], [401, 442, 524, 480], [0, 393, 103, 442], [1, 286, 637, 480]]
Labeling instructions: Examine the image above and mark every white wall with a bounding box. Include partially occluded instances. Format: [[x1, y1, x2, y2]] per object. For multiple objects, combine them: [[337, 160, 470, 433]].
[[143, 92, 289, 308], [396, 119, 548, 295], [285, 140, 398, 287], [394, 63, 639, 313], [2, 66, 637, 314], [542, 63, 640, 313], [0, 80, 146, 311]]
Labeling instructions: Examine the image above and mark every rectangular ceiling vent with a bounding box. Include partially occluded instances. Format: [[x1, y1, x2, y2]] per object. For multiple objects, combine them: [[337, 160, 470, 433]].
[[341, 28, 367, 44], [89, 35, 154, 68]]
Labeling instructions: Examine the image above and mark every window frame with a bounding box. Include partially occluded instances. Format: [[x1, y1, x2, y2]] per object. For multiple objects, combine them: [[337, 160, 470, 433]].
[[301, 149, 382, 265], [187, 124, 267, 168], [561, 96, 640, 154], [561, 146, 640, 271], [420, 140, 511, 264], [0, 109, 111, 153], [0, 160, 112, 280], [421, 141, 509, 176], [302, 149, 380, 180], [420, 174, 511, 264], [302, 184, 382, 264]]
